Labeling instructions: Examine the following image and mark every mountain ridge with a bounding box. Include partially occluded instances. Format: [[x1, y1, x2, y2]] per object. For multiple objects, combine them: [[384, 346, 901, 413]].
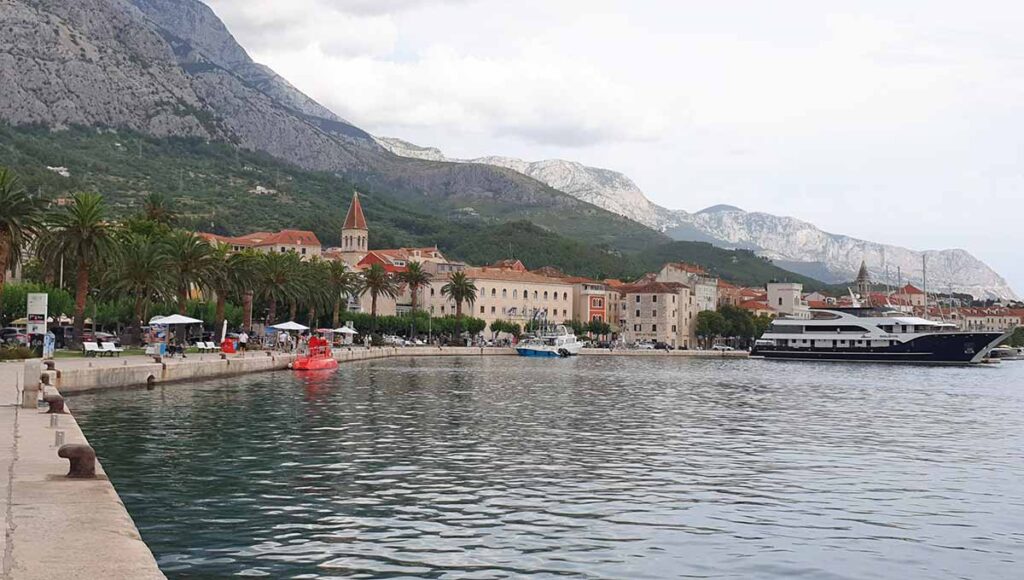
[[375, 136, 1017, 300]]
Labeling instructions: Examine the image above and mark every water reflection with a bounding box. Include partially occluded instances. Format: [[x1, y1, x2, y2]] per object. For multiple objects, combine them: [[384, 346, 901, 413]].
[[71, 357, 1024, 579]]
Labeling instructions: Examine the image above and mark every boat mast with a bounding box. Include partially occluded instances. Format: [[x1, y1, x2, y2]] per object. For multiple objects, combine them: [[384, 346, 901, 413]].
[[922, 255, 928, 319]]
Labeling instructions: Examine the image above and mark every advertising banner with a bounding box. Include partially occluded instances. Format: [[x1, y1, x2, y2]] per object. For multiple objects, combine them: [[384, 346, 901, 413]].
[[27, 293, 48, 335]]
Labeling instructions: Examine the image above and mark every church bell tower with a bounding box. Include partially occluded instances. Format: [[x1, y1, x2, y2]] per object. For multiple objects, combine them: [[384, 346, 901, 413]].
[[340, 192, 368, 266]]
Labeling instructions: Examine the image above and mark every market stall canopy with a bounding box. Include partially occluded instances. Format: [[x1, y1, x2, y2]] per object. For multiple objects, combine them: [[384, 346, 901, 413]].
[[150, 314, 204, 325], [270, 321, 309, 331], [333, 327, 359, 335]]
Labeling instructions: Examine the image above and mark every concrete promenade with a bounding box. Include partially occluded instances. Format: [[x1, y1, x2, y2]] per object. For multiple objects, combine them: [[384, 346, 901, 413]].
[[0, 344, 745, 578]]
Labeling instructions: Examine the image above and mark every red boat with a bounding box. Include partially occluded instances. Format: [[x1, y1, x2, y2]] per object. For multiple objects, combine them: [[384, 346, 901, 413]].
[[291, 336, 338, 371]]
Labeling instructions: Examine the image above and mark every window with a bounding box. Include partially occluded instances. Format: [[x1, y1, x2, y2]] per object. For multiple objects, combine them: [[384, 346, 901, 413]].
[[513, 290, 518, 299], [491, 288, 496, 297], [635, 296, 641, 303], [534, 291, 538, 299], [280, 247, 286, 253], [652, 324, 657, 332], [502, 289, 507, 298], [544, 291, 549, 300], [653, 295, 658, 303], [778, 297, 783, 306], [301, 248, 307, 255], [491, 306, 496, 314], [672, 296, 676, 303], [564, 292, 568, 301], [672, 325, 677, 332], [524, 289, 528, 298], [430, 288, 435, 296], [554, 292, 559, 301], [635, 310, 641, 317], [480, 306, 485, 314]]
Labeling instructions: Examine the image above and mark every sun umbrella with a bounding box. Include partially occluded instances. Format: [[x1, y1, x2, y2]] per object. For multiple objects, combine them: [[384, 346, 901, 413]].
[[150, 314, 204, 325], [270, 321, 309, 331], [333, 327, 359, 335]]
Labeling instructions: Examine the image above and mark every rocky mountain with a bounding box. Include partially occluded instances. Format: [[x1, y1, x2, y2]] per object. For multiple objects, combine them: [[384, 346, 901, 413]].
[[376, 137, 1016, 300], [0, 0, 665, 253]]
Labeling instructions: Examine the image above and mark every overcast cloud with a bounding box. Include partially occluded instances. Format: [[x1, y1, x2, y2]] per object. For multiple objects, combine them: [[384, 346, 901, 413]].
[[206, 0, 1024, 292]]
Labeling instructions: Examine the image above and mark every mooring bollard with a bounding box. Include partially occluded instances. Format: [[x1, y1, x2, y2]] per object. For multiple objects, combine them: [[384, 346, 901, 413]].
[[44, 393, 65, 414], [57, 444, 96, 479], [21, 359, 42, 409]]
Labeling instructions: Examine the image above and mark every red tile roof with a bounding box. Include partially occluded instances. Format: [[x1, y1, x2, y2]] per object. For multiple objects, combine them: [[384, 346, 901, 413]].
[[663, 262, 707, 275], [199, 230, 320, 248], [897, 284, 924, 295], [343, 192, 368, 230]]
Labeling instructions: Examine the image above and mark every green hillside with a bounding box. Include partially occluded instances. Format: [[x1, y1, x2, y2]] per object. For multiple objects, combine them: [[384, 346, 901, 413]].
[[0, 124, 826, 289]]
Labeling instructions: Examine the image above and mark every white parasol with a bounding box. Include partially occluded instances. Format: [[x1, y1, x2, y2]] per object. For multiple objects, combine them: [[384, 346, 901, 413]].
[[150, 314, 204, 325], [270, 321, 310, 331], [333, 327, 359, 335]]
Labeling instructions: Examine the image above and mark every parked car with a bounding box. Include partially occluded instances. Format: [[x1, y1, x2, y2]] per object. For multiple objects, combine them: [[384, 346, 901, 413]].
[[0, 327, 28, 346], [636, 342, 656, 350], [711, 344, 735, 351], [653, 342, 674, 351]]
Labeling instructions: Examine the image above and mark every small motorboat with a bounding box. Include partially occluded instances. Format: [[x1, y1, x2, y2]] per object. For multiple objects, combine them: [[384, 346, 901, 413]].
[[515, 325, 583, 358], [291, 334, 338, 371]]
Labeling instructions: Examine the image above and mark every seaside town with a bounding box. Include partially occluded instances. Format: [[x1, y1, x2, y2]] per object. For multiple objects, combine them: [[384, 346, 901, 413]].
[[3, 1, 1024, 579], [3, 190, 1023, 357]]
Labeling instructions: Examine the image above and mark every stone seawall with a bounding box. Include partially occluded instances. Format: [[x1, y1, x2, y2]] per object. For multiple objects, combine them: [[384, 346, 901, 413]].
[[52, 347, 517, 394]]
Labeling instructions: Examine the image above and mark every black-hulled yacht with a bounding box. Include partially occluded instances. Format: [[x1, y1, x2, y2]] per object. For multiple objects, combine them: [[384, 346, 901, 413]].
[[751, 307, 1011, 364]]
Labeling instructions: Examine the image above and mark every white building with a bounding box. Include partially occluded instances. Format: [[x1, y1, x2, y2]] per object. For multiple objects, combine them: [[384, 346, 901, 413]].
[[767, 282, 810, 319]]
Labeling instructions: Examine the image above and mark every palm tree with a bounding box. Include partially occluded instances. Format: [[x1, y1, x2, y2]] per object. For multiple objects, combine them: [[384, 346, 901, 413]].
[[0, 168, 44, 309], [258, 251, 303, 324], [228, 250, 262, 330], [143, 193, 176, 226], [399, 261, 432, 312], [327, 260, 357, 328], [162, 230, 217, 314], [38, 193, 114, 343], [298, 258, 333, 328], [103, 232, 172, 344], [358, 263, 399, 332], [441, 271, 477, 339], [205, 243, 241, 334]]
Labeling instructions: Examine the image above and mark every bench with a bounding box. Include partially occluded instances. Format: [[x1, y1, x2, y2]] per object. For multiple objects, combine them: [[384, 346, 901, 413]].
[[194, 341, 217, 353], [83, 342, 108, 357], [100, 342, 124, 356]]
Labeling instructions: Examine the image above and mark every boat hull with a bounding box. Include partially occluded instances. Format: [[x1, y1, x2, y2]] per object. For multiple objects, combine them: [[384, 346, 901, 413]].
[[515, 345, 582, 358], [292, 357, 339, 370], [752, 332, 1009, 365]]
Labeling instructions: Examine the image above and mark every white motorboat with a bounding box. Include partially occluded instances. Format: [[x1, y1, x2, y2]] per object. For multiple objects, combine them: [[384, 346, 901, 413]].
[[515, 325, 583, 358]]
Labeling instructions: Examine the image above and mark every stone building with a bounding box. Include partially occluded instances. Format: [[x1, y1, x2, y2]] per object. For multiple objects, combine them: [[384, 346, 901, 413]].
[[656, 262, 718, 313], [614, 280, 697, 349]]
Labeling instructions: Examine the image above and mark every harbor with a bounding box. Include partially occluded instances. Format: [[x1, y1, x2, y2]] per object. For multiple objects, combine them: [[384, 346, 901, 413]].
[[59, 355, 1024, 578]]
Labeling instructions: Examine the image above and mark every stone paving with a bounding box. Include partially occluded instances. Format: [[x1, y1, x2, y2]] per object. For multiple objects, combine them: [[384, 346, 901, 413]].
[[0, 358, 166, 579]]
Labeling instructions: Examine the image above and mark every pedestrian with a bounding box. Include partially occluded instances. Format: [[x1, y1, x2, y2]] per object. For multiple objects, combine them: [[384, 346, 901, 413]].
[[277, 330, 287, 352], [238, 329, 249, 354]]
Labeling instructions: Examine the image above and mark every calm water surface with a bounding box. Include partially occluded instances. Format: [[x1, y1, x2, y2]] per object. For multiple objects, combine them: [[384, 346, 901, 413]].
[[71, 357, 1024, 579]]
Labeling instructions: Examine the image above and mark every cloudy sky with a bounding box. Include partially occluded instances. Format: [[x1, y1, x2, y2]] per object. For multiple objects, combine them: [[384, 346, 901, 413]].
[[205, 0, 1024, 293]]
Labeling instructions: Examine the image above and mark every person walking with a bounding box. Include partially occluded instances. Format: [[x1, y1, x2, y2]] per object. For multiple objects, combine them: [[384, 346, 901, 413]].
[[238, 329, 249, 354]]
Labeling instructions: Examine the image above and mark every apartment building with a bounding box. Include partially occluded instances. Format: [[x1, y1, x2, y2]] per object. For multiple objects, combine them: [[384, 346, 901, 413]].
[[199, 230, 322, 260], [421, 261, 576, 334], [616, 281, 697, 349], [656, 262, 718, 313]]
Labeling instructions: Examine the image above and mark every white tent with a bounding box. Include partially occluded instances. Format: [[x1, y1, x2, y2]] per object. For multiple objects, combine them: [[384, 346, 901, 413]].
[[333, 327, 359, 335], [270, 321, 309, 331], [150, 314, 204, 325]]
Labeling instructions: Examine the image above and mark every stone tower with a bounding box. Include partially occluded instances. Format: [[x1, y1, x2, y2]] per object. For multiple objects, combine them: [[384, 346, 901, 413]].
[[340, 192, 368, 266], [855, 260, 872, 301]]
